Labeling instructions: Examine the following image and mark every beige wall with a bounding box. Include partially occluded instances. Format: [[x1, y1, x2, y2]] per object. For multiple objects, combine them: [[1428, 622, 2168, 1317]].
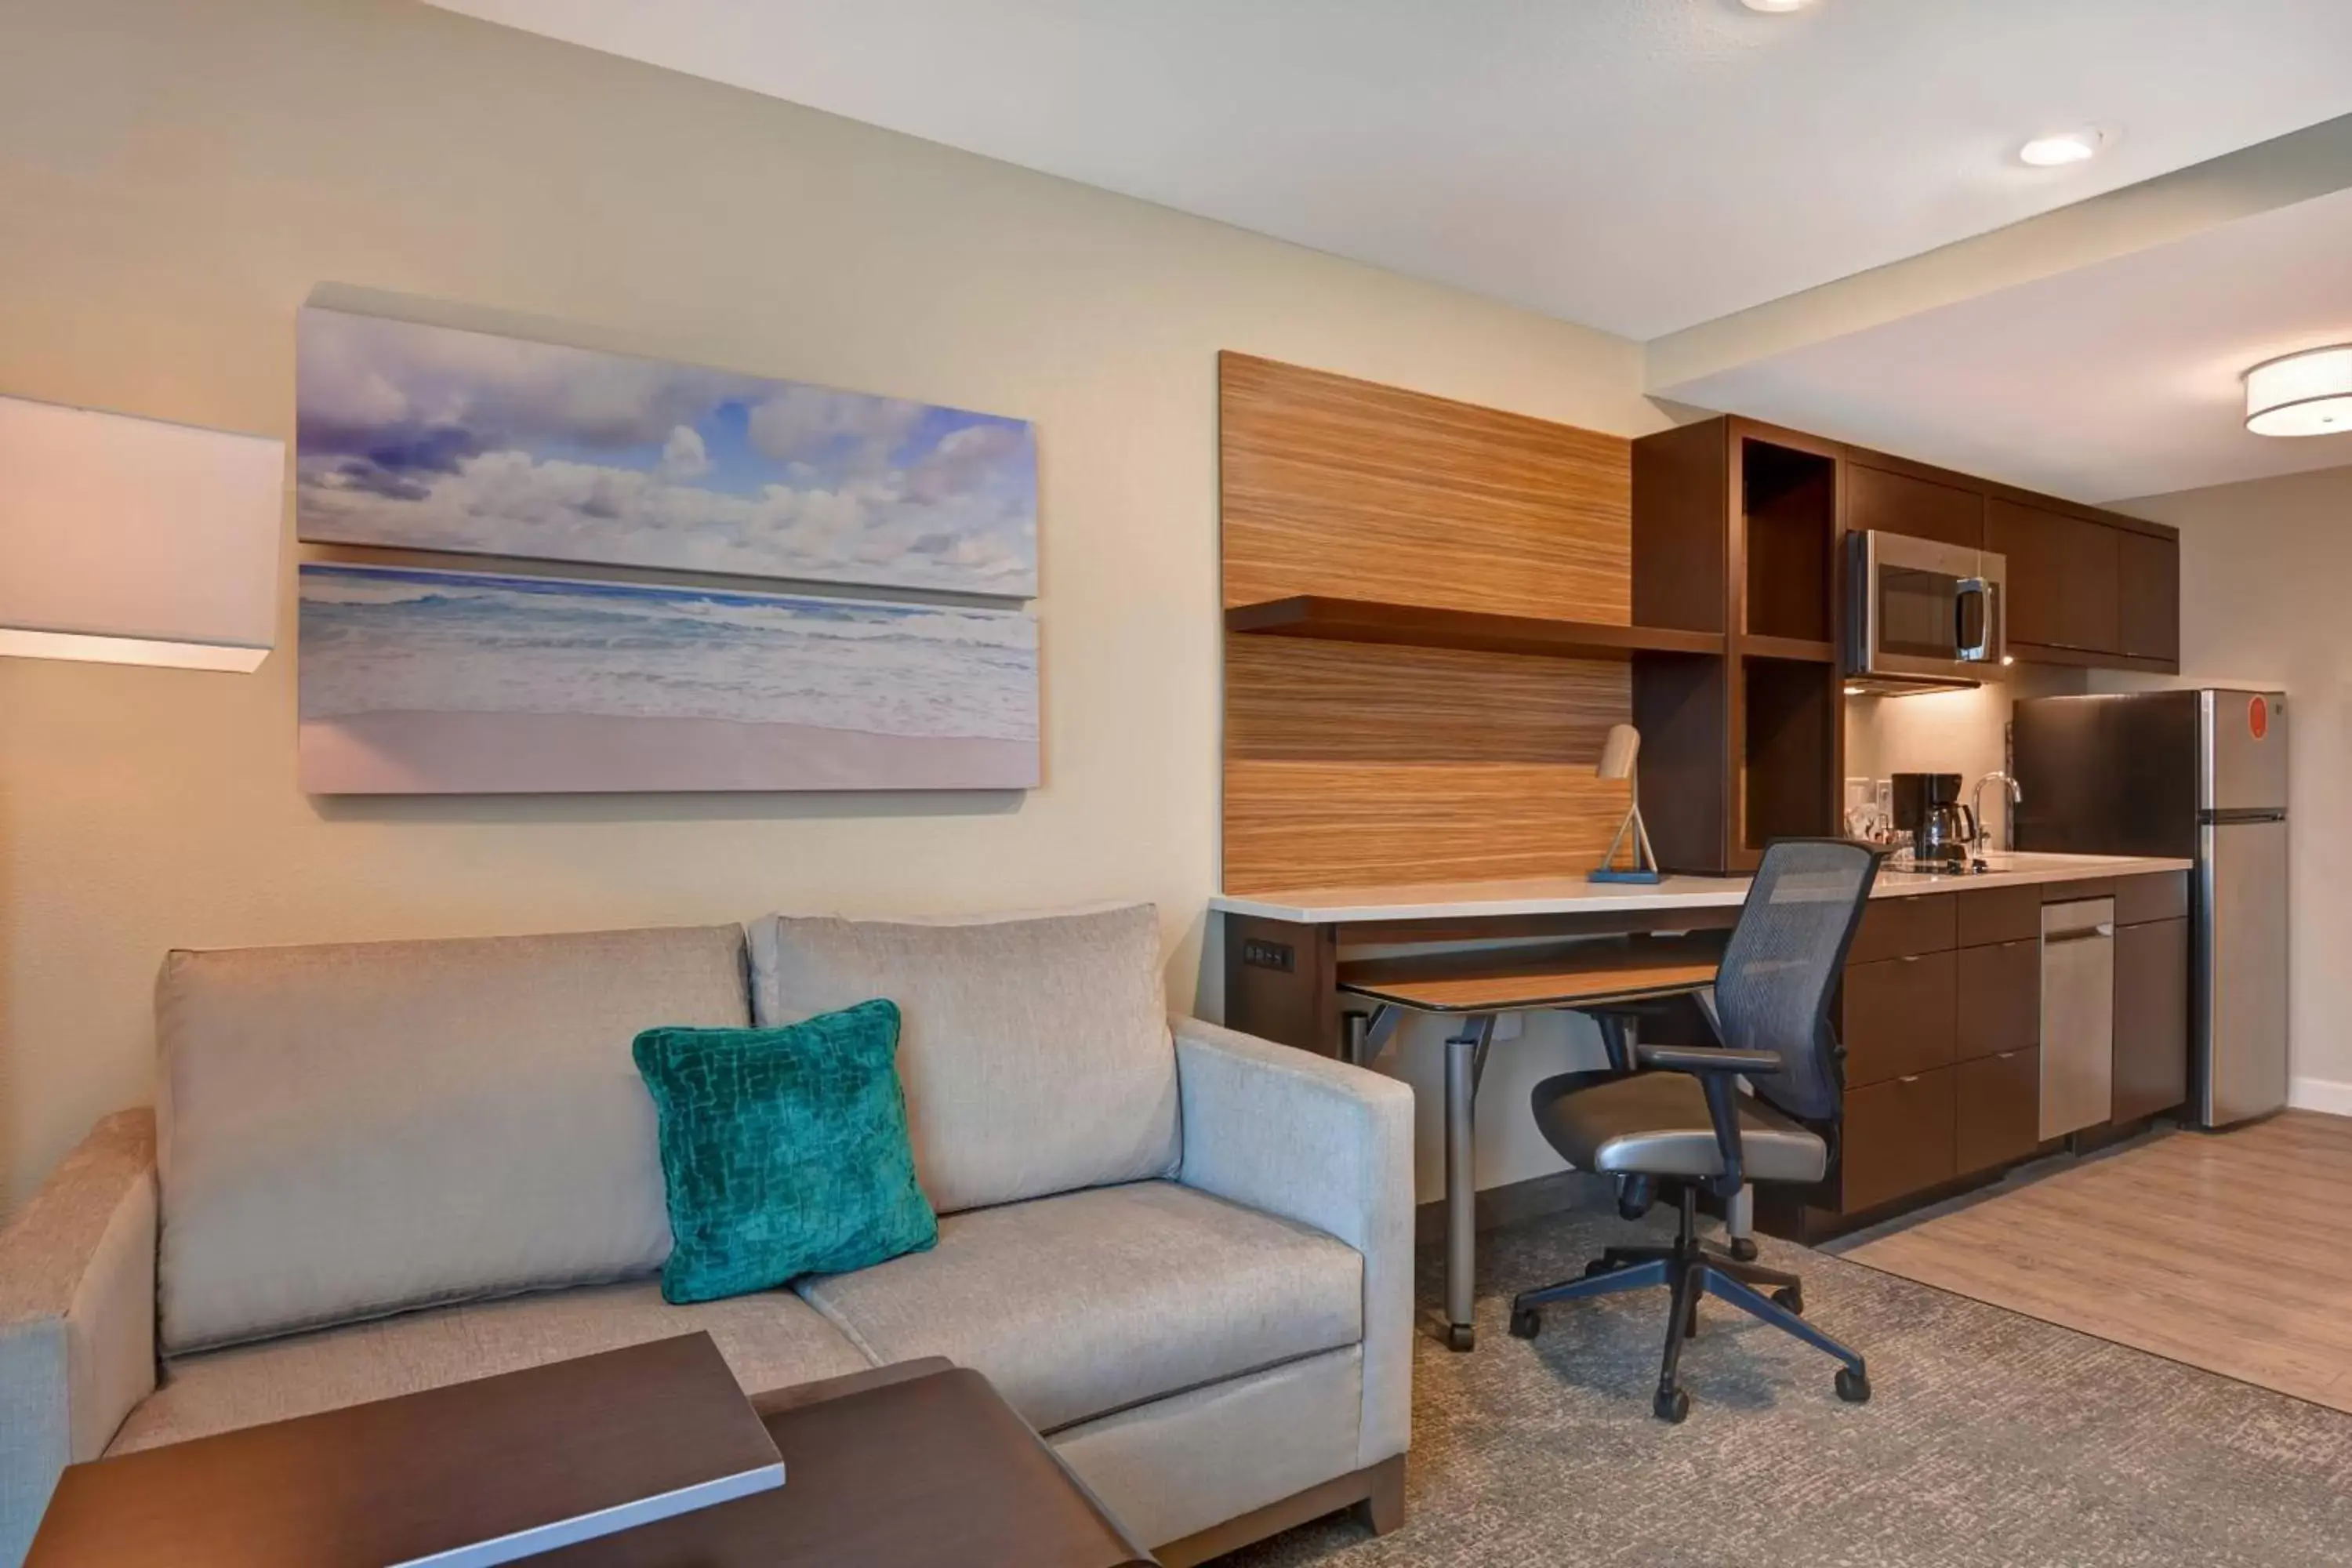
[[0, 0, 1661, 1210], [2111, 464, 2352, 1112]]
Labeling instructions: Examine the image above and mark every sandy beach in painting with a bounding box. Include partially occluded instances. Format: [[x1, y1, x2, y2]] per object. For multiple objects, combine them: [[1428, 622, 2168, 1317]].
[[297, 564, 1038, 795], [302, 710, 1039, 794]]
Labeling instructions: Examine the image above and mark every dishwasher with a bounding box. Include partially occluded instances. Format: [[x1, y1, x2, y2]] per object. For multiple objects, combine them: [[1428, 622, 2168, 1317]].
[[2040, 896, 2116, 1140]]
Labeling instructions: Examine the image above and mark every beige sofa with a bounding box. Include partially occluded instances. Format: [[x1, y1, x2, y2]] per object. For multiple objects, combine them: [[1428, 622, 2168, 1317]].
[[0, 906, 1413, 1565]]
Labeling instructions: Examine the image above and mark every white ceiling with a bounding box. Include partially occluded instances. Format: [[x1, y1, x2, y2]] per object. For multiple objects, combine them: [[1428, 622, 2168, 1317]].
[[1660, 183, 2352, 503], [430, 0, 2352, 340]]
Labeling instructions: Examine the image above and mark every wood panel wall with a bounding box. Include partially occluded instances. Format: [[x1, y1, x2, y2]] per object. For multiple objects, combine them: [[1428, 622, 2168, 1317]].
[[1220, 353, 1630, 621], [1219, 354, 1638, 894]]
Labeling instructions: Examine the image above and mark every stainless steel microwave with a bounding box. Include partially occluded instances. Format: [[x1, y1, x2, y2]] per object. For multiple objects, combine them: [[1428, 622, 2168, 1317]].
[[1844, 530, 2007, 690]]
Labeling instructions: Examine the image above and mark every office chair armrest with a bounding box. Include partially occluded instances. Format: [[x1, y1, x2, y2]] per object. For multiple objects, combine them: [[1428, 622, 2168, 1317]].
[[1632, 1043, 1781, 1076], [1630, 1044, 1775, 1199]]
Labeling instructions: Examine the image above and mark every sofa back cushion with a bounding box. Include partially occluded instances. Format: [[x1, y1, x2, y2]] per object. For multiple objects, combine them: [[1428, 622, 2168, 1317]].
[[155, 925, 750, 1353], [748, 905, 1179, 1215]]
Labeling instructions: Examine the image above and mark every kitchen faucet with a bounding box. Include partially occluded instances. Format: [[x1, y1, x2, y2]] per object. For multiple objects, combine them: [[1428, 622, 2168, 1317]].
[[1970, 770, 2022, 854]]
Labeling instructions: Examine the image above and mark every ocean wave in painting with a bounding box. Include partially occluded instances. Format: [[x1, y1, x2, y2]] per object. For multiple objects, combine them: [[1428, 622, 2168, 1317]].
[[299, 564, 1037, 742]]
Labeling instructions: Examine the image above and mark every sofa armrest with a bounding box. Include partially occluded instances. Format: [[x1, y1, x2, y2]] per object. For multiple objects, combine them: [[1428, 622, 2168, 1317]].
[[0, 1110, 158, 1562], [1171, 1017, 1414, 1470]]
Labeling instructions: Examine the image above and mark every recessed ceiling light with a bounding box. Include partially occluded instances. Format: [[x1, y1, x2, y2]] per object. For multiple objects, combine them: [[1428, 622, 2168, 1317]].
[[1740, 0, 1814, 12], [2019, 129, 2104, 167], [2245, 345, 2352, 437]]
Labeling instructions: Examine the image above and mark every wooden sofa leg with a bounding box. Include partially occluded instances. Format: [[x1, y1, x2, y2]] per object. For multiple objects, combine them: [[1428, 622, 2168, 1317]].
[[1349, 1454, 1406, 1536]]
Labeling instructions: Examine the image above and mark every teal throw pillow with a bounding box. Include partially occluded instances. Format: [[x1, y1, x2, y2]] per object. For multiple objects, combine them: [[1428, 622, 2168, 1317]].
[[633, 998, 937, 1305]]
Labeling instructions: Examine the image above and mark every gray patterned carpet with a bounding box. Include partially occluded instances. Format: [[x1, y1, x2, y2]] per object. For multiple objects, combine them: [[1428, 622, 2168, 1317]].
[[1214, 1204, 2352, 1566]]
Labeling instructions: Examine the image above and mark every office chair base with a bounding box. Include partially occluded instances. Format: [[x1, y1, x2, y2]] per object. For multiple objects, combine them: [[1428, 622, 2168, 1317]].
[[1508, 1190, 1867, 1419]]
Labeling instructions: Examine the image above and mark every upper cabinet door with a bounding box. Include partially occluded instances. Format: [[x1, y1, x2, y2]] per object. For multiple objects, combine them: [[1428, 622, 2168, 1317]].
[[2117, 530, 2180, 663], [1987, 498, 2119, 654], [1848, 463, 1984, 550]]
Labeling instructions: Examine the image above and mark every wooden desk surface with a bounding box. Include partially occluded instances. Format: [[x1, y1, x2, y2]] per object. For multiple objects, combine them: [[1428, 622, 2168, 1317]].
[[1338, 934, 1722, 1012], [549, 1363, 1152, 1568], [27, 1334, 782, 1568], [1212, 852, 2198, 925]]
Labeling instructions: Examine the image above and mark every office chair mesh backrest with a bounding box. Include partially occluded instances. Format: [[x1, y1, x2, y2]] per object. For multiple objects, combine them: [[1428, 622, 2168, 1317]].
[[1712, 839, 1881, 1123]]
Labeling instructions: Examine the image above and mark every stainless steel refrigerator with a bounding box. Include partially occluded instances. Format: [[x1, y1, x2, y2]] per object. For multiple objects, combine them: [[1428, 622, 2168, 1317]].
[[2011, 689, 2288, 1128]]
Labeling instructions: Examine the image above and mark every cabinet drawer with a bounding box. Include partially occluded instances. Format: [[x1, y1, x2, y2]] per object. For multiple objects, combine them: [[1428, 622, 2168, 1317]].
[[1955, 938, 2038, 1062], [1957, 884, 2041, 948], [1842, 950, 1956, 1085], [1848, 894, 1956, 964], [2116, 871, 2188, 925], [1956, 1048, 2041, 1174], [1842, 1069, 1957, 1213]]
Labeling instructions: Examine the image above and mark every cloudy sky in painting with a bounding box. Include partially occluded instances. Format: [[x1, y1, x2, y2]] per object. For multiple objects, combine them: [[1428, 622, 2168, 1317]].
[[295, 307, 1036, 597]]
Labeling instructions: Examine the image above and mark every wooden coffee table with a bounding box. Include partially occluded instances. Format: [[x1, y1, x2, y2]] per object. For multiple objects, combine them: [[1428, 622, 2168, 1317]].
[[546, 1358, 1155, 1567], [27, 1334, 786, 1566]]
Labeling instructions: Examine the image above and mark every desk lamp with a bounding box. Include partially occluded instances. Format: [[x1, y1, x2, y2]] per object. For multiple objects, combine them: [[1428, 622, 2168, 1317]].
[[1588, 722, 1661, 884]]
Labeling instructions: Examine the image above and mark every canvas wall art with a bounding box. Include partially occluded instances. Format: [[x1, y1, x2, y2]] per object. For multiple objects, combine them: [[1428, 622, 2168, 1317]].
[[295, 307, 1037, 597], [297, 564, 1040, 794]]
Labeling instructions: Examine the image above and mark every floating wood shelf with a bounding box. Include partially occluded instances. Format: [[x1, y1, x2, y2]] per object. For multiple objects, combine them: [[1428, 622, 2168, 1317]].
[[1737, 633, 1838, 664], [1225, 597, 1726, 661]]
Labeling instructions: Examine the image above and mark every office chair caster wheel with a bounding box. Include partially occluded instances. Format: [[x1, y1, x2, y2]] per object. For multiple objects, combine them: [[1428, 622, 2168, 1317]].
[[1730, 1237, 1759, 1263], [1773, 1284, 1803, 1316], [1835, 1366, 1871, 1404], [1509, 1307, 1542, 1340], [1653, 1387, 1690, 1424], [1446, 1323, 1475, 1352]]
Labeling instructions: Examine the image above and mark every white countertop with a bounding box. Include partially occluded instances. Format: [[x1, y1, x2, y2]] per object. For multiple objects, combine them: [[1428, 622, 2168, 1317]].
[[1211, 852, 2195, 924]]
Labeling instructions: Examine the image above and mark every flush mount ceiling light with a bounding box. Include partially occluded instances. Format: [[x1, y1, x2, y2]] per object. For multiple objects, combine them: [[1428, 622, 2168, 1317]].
[[2245, 345, 2352, 437], [2019, 128, 2104, 166]]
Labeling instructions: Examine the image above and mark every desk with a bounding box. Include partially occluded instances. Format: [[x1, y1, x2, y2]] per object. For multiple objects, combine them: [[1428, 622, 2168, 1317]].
[[1339, 935, 1724, 1351], [1214, 855, 2198, 1338]]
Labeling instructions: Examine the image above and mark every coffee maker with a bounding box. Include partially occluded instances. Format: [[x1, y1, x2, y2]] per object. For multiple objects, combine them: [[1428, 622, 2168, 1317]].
[[1891, 771, 1976, 867]]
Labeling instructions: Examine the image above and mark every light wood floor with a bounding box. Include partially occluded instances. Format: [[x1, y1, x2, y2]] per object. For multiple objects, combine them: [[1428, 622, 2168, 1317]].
[[1842, 1110, 2352, 1414]]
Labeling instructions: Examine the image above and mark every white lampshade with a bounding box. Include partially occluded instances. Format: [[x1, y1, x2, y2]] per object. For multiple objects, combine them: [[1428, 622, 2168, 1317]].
[[2244, 345, 2352, 438], [0, 394, 284, 670]]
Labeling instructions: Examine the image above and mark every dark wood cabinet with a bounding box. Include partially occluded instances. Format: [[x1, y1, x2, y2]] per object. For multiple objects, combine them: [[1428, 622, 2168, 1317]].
[[1847, 892, 1955, 964], [1842, 953, 1957, 1085], [2115, 870, 2188, 925], [1955, 1048, 2041, 1174], [1955, 884, 2040, 947], [1631, 416, 1843, 875], [1956, 939, 2038, 1062], [2116, 531, 2180, 662], [2113, 916, 2189, 1122], [1847, 462, 1983, 550], [1988, 498, 2120, 655], [1632, 423, 2182, 876], [1842, 1070, 1958, 1213]]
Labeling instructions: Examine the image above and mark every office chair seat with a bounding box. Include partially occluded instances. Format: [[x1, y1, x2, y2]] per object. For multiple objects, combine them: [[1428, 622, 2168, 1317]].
[[1531, 1070, 1828, 1185]]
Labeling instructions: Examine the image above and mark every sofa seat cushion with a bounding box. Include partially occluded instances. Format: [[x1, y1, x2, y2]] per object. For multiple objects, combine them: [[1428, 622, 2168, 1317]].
[[107, 1280, 870, 1456], [749, 906, 1180, 1215], [796, 1181, 1361, 1435]]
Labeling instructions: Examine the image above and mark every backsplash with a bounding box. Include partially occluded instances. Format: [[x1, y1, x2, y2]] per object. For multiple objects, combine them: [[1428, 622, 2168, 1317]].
[[1843, 667, 2087, 848]]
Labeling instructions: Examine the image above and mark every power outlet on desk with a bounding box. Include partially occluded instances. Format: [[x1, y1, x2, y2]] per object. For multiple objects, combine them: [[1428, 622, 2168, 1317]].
[[1240, 938, 1294, 973]]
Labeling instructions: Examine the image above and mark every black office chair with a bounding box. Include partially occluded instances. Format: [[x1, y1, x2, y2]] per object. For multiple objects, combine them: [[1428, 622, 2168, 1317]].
[[1507, 837, 1879, 1422]]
